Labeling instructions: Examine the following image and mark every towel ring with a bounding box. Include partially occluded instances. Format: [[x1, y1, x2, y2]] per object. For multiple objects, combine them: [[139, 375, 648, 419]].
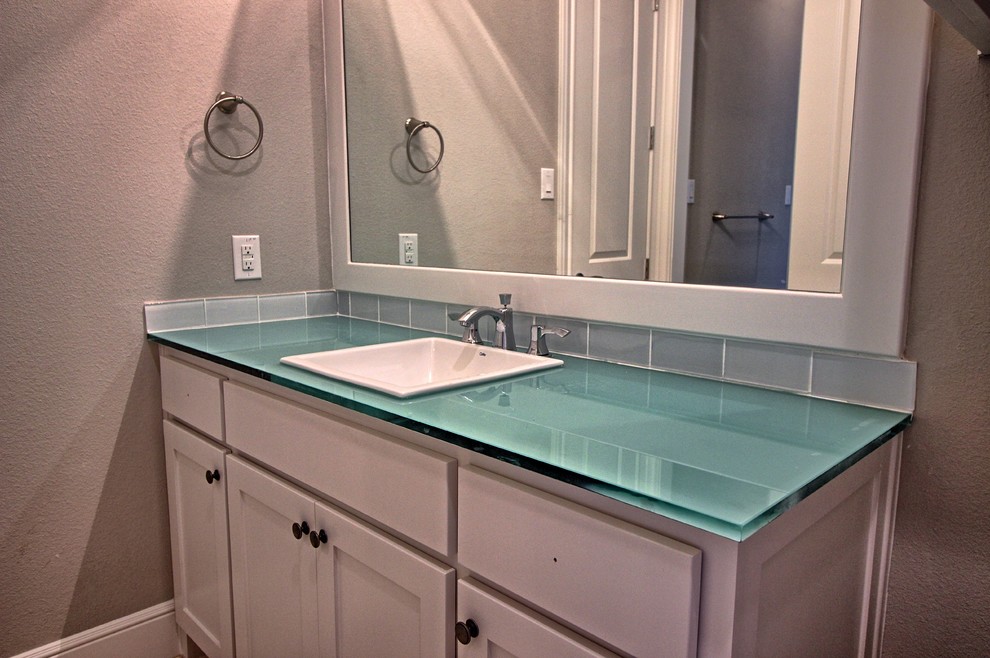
[[405, 117, 444, 173], [204, 92, 264, 160]]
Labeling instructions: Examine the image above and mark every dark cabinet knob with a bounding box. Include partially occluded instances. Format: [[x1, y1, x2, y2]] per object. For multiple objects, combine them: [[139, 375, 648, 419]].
[[291, 521, 310, 540], [205, 469, 221, 484], [309, 529, 328, 548], [454, 619, 479, 645]]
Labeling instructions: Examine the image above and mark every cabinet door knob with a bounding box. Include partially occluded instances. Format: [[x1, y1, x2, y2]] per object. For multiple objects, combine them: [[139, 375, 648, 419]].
[[309, 529, 328, 548], [454, 619, 479, 645], [291, 521, 310, 540], [205, 468, 221, 484]]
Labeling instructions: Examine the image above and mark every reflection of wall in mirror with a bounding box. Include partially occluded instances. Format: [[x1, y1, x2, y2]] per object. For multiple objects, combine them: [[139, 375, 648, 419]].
[[683, 0, 803, 289], [344, 0, 557, 273]]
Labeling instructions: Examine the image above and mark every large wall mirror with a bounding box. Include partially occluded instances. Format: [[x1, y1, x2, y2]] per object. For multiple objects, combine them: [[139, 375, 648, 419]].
[[343, 0, 859, 292], [327, 0, 931, 356]]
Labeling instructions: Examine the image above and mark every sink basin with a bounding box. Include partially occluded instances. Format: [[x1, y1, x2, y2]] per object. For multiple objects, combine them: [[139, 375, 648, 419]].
[[280, 337, 563, 398]]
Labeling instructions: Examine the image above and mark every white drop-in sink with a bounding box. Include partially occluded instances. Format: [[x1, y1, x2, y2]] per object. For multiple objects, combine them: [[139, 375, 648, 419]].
[[280, 337, 563, 398]]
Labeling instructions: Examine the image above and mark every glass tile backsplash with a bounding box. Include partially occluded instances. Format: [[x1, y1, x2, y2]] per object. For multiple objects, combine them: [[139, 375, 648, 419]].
[[145, 289, 917, 411]]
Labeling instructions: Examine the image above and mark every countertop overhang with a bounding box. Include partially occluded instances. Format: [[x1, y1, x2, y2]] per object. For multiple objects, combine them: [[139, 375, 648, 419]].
[[149, 316, 910, 541]]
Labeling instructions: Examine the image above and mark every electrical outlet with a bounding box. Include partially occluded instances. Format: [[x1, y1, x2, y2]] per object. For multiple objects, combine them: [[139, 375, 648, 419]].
[[399, 233, 418, 266], [232, 235, 262, 280]]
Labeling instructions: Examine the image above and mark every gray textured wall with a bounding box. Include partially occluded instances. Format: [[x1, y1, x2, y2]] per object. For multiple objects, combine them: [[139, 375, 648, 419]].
[[0, 1, 330, 655], [344, 0, 558, 274], [884, 17, 990, 656]]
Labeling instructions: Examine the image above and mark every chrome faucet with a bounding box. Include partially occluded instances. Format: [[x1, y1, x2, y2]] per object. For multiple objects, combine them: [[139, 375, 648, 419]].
[[528, 324, 571, 356], [456, 293, 516, 351]]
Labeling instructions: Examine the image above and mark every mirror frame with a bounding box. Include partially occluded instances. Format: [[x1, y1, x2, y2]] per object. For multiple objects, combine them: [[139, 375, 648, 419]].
[[325, 0, 931, 357]]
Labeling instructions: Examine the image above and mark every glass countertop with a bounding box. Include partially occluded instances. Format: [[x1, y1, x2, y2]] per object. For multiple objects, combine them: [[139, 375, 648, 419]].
[[149, 316, 910, 541]]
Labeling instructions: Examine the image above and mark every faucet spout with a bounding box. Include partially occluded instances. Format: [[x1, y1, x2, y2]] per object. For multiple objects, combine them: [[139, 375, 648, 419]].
[[456, 295, 516, 350], [457, 307, 502, 326]]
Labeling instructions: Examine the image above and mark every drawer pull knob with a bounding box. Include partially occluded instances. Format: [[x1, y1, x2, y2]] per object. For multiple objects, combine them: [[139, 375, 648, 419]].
[[310, 529, 328, 548], [454, 619, 479, 645], [291, 521, 310, 540], [205, 469, 221, 484]]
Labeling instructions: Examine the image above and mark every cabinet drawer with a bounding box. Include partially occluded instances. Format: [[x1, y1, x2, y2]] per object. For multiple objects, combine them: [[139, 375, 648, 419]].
[[224, 381, 455, 556], [459, 467, 701, 658], [457, 578, 619, 657], [161, 356, 225, 440]]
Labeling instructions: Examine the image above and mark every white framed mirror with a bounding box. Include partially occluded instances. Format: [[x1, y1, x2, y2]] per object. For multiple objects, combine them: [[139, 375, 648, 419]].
[[326, 0, 931, 357]]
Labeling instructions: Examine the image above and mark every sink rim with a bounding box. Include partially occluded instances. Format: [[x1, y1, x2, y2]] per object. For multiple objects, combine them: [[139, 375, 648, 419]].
[[279, 337, 563, 398]]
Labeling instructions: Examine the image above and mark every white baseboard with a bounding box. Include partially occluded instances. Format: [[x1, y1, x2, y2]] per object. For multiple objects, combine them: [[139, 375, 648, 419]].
[[11, 600, 180, 658]]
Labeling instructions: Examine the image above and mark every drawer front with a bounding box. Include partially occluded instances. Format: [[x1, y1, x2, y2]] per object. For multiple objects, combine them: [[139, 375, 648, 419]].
[[161, 356, 225, 440], [223, 381, 456, 556], [458, 467, 702, 658], [457, 578, 619, 658]]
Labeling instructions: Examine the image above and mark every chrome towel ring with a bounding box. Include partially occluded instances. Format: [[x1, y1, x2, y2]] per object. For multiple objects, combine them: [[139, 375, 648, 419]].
[[204, 91, 264, 160], [405, 117, 444, 173]]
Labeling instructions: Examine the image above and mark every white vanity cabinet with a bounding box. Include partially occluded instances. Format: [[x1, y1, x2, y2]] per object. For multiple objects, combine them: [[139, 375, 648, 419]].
[[225, 455, 455, 658], [157, 346, 903, 658]]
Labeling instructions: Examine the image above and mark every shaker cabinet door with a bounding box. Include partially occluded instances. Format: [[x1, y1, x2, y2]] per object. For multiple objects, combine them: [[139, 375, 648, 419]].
[[314, 500, 455, 657], [163, 420, 233, 658], [226, 456, 320, 658]]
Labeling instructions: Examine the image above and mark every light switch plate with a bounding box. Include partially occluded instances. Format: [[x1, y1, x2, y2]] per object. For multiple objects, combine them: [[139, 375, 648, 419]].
[[232, 235, 262, 280], [540, 168, 555, 200]]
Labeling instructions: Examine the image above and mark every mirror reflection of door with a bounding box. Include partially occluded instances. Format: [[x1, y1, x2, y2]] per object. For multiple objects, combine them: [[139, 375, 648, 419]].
[[565, 0, 654, 279]]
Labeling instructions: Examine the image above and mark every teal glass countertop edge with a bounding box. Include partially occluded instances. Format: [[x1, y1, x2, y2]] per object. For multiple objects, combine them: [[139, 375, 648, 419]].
[[148, 316, 911, 541]]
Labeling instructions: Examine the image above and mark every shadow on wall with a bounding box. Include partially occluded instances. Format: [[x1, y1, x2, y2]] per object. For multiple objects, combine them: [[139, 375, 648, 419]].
[[453, 0, 556, 158], [61, 344, 173, 638], [0, 0, 111, 88], [171, 0, 331, 299], [0, 341, 171, 650], [345, 0, 558, 273]]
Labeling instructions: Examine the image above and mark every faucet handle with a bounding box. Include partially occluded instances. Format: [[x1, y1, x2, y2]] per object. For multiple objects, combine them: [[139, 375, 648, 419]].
[[498, 293, 512, 307], [528, 324, 571, 356]]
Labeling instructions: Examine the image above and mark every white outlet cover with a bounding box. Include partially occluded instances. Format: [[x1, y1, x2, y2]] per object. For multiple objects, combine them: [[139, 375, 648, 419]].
[[232, 235, 262, 280], [398, 233, 418, 266]]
